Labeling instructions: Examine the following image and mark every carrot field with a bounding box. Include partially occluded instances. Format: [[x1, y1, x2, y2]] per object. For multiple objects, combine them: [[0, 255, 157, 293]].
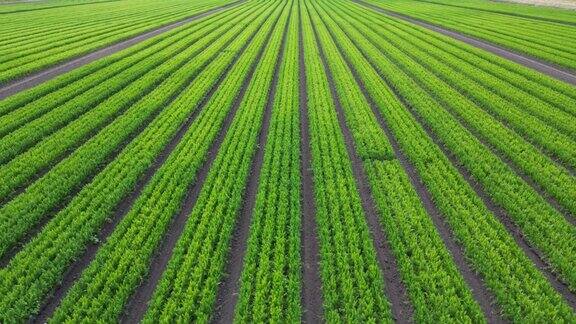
[[0, 0, 574, 322]]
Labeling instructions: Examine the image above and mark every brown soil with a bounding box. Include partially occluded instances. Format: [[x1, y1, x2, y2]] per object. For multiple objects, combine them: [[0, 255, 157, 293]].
[[298, 2, 324, 322]]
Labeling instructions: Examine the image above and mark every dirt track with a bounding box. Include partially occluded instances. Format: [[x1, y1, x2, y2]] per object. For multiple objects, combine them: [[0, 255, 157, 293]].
[[0, 0, 243, 100], [354, 0, 576, 86]]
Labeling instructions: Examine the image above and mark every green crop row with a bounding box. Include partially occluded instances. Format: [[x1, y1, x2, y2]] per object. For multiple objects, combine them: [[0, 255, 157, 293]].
[[300, 2, 394, 321], [0, 2, 245, 120], [0, 3, 253, 207], [352, 8, 576, 145], [0, 5, 247, 165], [323, 1, 575, 321], [0, 0, 232, 84], [369, 15, 576, 119], [144, 4, 291, 321], [0, 3, 210, 62], [0, 4, 240, 117], [360, 11, 576, 157], [338, 0, 576, 267], [0, 2, 276, 322], [46, 2, 285, 322], [363, 0, 576, 70], [340, 2, 576, 217], [405, 7, 576, 53], [0, 0, 198, 37], [0, 1, 221, 77], [0, 2, 265, 260], [0, 0, 120, 14], [233, 2, 301, 322], [0, 1, 219, 56], [306, 0, 486, 321]]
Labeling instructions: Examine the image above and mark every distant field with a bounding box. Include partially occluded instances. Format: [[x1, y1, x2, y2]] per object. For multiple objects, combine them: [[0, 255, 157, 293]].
[[0, 0, 574, 322], [497, 0, 576, 10]]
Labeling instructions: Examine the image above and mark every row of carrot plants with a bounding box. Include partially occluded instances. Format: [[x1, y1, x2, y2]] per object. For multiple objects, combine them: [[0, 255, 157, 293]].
[[307, 0, 486, 321], [322, 1, 575, 321], [0, 2, 239, 117], [357, 8, 576, 139], [0, 0, 118, 14], [0, 2, 254, 206], [364, 0, 576, 70], [0, 0, 195, 39], [355, 2, 576, 140], [143, 4, 290, 321], [0, 5, 246, 164], [336, 1, 576, 277], [341, 2, 576, 217], [234, 2, 301, 322], [409, 7, 576, 53], [300, 2, 393, 321], [0, 2, 213, 63], [370, 12, 576, 118], [0, 2, 266, 261], [46, 2, 285, 322], [0, 0, 232, 84], [0, 0, 218, 56], [364, 11, 576, 159], [0, 2, 277, 321]]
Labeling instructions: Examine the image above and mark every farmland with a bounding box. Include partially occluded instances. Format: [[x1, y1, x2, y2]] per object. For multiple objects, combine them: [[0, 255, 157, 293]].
[[0, 0, 574, 322]]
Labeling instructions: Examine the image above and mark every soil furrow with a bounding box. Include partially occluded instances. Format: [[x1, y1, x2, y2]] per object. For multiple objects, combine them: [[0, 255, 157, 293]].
[[211, 7, 291, 322], [28, 7, 270, 322], [311, 9, 414, 323], [120, 7, 285, 322], [297, 3, 324, 322], [316, 8, 506, 322], [352, 0, 576, 85], [0, 0, 243, 98]]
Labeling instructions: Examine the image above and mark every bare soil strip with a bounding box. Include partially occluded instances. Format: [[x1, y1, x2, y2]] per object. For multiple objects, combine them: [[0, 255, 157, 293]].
[[353, 0, 576, 85], [0, 0, 243, 99], [297, 6, 324, 322], [119, 9, 285, 323], [210, 8, 291, 323], [319, 16, 506, 323], [28, 10, 268, 323], [312, 14, 414, 324]]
